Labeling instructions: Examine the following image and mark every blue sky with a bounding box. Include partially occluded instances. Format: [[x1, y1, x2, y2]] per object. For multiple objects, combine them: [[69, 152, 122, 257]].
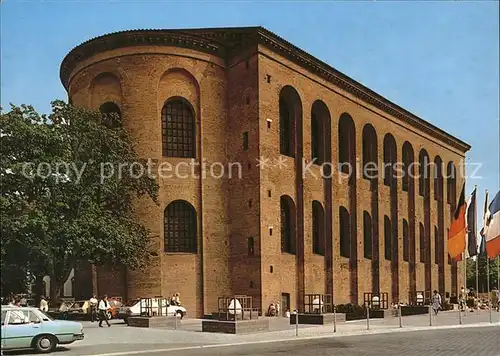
[[1, 0, 499, 223]]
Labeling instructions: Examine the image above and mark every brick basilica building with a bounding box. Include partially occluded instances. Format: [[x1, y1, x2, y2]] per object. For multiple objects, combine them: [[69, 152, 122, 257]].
[[61, 27, 469, 318]]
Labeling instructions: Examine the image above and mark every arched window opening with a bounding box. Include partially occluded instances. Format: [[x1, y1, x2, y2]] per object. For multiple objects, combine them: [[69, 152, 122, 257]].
[[384, 216, 392, 261], [279, 87, 301, 158], [362, 124, 378, 180], [383, 134, 397, 186], [338, 114, 356, 175], [419, 223, 426, 263], [339, 206, 350, 258], [434, 226, 439, 265], [419, 150, 430, 197], [99, 102, 121, 127], [434, 157, 443, 201], [363, 211, 372, 259], [164, 200, 197, 253], [311, 113, 324, 164], [281, 196, 296, 254], [403, 219, 409, 262], [402, 142, 414, 192], [446, 162, 457, 206], [312, 201, 325, 255], [161, 97, 195, 158]]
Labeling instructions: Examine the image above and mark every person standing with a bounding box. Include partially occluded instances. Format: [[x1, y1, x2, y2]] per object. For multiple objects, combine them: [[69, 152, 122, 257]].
[[89, 294, 98, 322], [432, 290, 442, 315], [39, 296, 48, 312], [98, 295, 111, 327]]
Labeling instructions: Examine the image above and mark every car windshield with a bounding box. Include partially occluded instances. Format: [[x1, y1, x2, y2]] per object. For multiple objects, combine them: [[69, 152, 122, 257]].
[[125, 299, 140, 306], [37, 309, 54, 321]]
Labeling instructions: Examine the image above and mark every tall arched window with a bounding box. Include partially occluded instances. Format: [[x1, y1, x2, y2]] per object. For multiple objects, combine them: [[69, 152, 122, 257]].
[[419, 150, 430, 197], [446, 162, 457, 206], [402, 142, 414, 192], [338, 113, 356, 175], [363, 211, 372, 259], [279, 87, 300, 157], [339, 206, 350, 258], [362, 124, 378, 180], [311, 102, 327, 164], [403, 219, 409, 262], [164, 200, 197, 253], [434, 156, 443, 201], [419, 223, 426, 263], [99, 102, 121, 127], [383, 134, 397, 186], [162, 97, 195, 158], [434, 225, 439, 265], [384, 216, 392, 261], [312, 201, 325, 255], [281, 195, 296, 254]]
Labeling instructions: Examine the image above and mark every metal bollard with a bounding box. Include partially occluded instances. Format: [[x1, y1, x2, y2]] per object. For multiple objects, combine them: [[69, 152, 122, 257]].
[[174, 313, 178, 330], [398, 304, 402, 328], [294, 310, 299, 336], [366, 305, 370, 330], [333, 305, 337, 333], [429, 305, 432, 326], [459, 305, 462, 324]]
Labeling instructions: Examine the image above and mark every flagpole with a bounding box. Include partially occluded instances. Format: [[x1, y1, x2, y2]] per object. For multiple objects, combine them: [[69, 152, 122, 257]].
[[474, 185, 478, 295], [487, 256, 491, 322]]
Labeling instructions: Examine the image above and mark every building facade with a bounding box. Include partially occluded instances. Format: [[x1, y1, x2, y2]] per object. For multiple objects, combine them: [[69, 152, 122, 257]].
[[61, 27, 470, 317]]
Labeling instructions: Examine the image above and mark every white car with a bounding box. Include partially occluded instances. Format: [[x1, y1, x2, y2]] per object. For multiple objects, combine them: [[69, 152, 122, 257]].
[[117, 298, 186, 323]]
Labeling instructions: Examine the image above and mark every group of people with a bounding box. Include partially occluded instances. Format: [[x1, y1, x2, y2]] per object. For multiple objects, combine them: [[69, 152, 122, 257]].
[[266, 302, 281, 317], [89, 294, 113, 327], [459, 286, 500, 312]]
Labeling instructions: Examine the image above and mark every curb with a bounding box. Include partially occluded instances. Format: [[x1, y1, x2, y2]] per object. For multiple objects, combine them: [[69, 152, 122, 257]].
[[92, 322, 500, 356]]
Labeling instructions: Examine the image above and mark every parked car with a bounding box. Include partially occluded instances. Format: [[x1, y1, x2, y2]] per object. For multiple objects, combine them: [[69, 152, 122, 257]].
[[1, 306, 84, 353], [117, 298, 186, 323]]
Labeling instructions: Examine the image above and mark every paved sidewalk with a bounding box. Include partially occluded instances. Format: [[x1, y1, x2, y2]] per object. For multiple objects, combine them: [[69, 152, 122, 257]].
[[64, 309, 499, 354]]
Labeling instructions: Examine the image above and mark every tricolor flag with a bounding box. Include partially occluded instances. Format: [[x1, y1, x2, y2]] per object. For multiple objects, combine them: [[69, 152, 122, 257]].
[[448, 183, 467, 259], [478, 190, 488, 256], [484, 190, 500, 259], [464, 188, 477, 258]]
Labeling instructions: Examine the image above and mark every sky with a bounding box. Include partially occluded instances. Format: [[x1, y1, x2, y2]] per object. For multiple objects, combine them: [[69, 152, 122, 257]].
[[1, 0, 499, 228]]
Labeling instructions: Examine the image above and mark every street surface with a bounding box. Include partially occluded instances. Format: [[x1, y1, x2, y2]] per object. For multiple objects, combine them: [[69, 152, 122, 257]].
[[2, 310, 499, 356]]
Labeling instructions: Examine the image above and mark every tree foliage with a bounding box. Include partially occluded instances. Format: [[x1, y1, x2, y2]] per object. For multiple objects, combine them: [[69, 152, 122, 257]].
[[1, 101, 158, 299]]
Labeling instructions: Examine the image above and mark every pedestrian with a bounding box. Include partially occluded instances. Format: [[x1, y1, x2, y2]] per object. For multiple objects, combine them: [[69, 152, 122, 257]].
[[39, 296, 48, 312], [98, 295, 111, 327], [89, 294, 98, 322], [459, 286, 466, 311], [174, 293, 181, 306], [432, 290, 441, 315]]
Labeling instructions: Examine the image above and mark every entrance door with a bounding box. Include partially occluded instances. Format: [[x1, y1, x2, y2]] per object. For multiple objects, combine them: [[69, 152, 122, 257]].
[[281, 293, 290, 317]]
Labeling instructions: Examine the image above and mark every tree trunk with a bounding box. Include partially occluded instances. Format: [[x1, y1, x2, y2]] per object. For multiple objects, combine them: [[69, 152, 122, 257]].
[[49, 275, 62, 305], [34, 276, 45, 306], [91, 264, 98, 296]]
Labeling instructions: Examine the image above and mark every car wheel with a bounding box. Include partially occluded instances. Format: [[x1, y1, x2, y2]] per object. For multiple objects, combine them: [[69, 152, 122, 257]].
[[176, 310, 184, 319], [34, 335, 56, 353], [106, 311, 113, 320]]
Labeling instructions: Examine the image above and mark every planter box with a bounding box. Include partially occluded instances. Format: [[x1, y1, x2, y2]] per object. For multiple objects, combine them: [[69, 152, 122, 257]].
[[290, 313, 346, 325], [202, 319, 269, 334], [345, 309, 385, 321], [400, 306, 430, 316], [128, 316, 181, 328]]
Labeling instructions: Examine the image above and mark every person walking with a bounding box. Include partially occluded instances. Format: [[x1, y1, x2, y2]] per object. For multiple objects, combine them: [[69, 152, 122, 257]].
[[89, 294, 98, 322], [98, 295, 111, 327], [39, 296, 48, 312], [432, 290, 442, 315]]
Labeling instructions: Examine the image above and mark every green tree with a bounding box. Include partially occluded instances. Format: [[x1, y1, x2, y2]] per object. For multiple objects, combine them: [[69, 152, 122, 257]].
[[466, 255, 500, 293], [1, 101, 159, 300]]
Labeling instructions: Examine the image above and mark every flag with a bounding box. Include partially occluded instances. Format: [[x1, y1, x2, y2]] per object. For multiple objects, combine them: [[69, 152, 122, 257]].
[[478, 190, 488, 256], [465, 188, 477, 257], [484, 190, 500, 259], [448, 183, 467, 259]]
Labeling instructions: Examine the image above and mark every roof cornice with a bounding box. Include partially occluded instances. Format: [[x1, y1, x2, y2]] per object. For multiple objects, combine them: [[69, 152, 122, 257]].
[[60, 27, 470, 153]]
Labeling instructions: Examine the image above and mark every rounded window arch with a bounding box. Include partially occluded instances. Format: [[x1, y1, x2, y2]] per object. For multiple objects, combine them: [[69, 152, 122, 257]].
[[402, 142, 414, 192], [312, 200, 325, 255], [446, 162, 457, 207], [338, 113, 356, 176], [99, 102, 121, 127], [281, 195, 297, 254], [161, 97, 196, 158], [383, 134, 397, 187], [164, 200, 197, 253], [362, 124, 378, 180], [279, 86, 301, 158]]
